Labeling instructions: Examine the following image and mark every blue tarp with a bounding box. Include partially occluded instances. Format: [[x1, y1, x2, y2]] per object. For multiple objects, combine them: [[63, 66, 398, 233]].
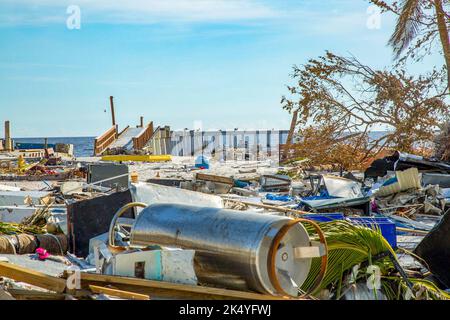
[[15, 142, 56, 150], [195, 155, 210, 169], [299, 189, 339, 202], [265, 194, 293, 202]]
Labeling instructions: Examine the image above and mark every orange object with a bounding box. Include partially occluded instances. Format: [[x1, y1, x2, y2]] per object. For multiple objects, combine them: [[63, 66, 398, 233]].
[[130, 171, 139, 183]]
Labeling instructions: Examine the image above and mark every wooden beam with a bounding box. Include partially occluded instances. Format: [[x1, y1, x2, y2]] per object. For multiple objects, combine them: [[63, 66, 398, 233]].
[[6, 289, 67, 300], [0, 289, 15, 300], [4, 120, 12, 151], [76, 273, 290, 300], [89, 285, 150, 300], [0, 262, 66, 293], [282, 110, 298, 162], [110, 96, 116, 127], [196, 173, 234, 185], [222, 197, 309, 216]]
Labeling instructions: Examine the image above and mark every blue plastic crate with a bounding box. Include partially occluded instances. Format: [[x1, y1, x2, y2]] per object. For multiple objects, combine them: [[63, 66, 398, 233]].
[[303, 213, 345, 223], [347, 217, 397, 249]]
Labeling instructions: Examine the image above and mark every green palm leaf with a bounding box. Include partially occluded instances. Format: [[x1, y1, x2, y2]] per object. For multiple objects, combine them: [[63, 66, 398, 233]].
[[300, 220, 449, 300]]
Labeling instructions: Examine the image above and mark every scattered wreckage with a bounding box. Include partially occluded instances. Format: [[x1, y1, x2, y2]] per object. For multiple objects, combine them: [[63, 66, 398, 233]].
[[0, 150, 450, 300]]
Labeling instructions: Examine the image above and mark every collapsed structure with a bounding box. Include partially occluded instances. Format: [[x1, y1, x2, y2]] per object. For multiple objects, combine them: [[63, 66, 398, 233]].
[[1, 107, 450, 300]]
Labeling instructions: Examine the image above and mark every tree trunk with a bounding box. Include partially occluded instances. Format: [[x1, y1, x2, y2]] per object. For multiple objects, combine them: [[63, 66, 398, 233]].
[[282, 110, 298, 162], [434, 0, 450, 93]]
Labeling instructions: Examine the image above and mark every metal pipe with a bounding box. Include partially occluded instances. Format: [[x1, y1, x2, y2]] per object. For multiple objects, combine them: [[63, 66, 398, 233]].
[[130, 203, 323, 296], [108, 202, 147, 249]]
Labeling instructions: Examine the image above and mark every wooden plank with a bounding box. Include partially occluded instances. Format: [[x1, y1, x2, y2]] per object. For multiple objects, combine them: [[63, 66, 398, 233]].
[[133, 122, 154, 150], [196, 173, 234, 185], [396, 227, 429, 235], [89, 285, 150, 300], [77, 273, 290, 300], [0, 262, 66, 293], [0, 289, 15, 300], [101, 154, 171, 162], [94, 126, 118, 155], [7, 289, 66, 300], [222, 197, 309, 216]]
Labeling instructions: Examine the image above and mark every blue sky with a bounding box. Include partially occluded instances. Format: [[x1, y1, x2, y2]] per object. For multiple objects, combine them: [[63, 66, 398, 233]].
[[0, 0, 443, 137]]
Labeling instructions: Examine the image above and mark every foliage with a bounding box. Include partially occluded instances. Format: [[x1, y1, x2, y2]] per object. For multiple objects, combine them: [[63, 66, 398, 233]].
[[0, 222, 45, 235], [434, 120, 450, 161], [301, 220, 395, 296], [368, 0, 450, 89], [300, 220, 450, 300], [0, 206, 50, 235], [281, 52, 449, 169], [285, 125, 375, 171]]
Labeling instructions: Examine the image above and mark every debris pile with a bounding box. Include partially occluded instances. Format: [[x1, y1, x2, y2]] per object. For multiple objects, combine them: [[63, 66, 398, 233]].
[[0, 148, 450, 300]]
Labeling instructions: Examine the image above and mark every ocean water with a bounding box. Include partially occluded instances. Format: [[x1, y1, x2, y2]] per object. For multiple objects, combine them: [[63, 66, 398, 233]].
[[14, 137, 95, 157], [12, 132, 392, 158]]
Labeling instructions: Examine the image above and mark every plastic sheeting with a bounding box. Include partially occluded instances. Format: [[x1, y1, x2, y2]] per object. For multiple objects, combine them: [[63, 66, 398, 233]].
[[375, 168, 421, 197]]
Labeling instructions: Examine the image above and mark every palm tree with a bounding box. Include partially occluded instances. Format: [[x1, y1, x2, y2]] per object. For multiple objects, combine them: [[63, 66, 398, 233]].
[[389, 0, 450, 91]]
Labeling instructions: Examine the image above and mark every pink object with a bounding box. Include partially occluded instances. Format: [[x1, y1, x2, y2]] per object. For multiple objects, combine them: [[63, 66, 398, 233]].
[[36, 248, 50, 260], [371, 200, 378, 212]]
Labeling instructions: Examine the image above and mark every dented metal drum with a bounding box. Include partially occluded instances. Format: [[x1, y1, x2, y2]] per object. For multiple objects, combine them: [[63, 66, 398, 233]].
[[130, 203, 314, 296]]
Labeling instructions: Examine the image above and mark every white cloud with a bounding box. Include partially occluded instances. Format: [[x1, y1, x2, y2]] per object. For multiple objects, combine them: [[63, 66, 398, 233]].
[[0, 0, 280, 25]]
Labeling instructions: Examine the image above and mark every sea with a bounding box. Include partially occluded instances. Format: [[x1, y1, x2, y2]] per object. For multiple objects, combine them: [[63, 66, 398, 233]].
[[14, 137, 95, 158]]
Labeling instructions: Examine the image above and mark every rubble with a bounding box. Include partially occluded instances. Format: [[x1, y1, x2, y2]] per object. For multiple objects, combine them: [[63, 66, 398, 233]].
[[0, 145, 450, 301]]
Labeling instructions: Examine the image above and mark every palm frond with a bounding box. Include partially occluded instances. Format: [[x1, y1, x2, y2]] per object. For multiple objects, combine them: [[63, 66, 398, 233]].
[[389, 0, 424, 58], [301, 220, 395, 296], [0, 222, 45, 235], [383, 276, 450, 300], [301, 220, 449, 300]]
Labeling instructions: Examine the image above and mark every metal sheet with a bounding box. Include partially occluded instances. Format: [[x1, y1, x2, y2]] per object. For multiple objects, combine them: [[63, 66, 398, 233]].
[[322, 175, 363, 199], [0, 191, 51, 206], [0, 206, 37, 223], [87, 163, 129, 190], [67, 189, 135, 257], [422, 173, 450, 188]]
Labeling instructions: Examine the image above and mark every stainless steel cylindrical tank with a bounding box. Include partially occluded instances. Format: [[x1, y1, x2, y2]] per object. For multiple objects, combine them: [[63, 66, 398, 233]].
[[130, 203, 319, 296]]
